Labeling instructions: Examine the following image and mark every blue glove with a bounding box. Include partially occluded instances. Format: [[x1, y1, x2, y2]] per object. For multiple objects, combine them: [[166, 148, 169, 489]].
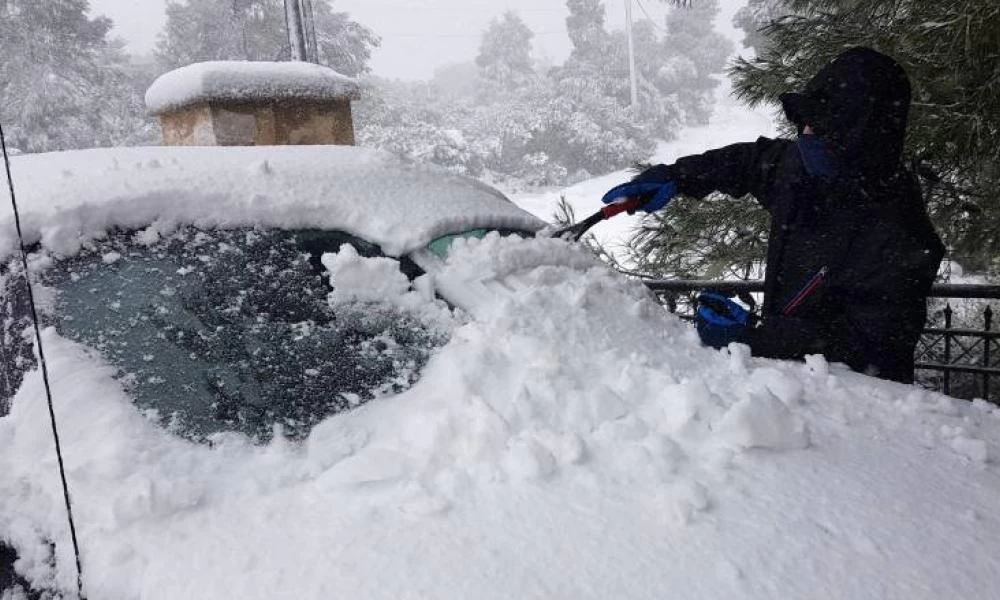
[[695, 292, 752, 349], [601, 180, 677, 213]]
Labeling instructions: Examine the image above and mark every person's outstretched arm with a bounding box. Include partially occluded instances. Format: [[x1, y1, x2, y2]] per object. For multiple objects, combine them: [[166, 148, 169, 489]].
[[630, 137, 785, 208]]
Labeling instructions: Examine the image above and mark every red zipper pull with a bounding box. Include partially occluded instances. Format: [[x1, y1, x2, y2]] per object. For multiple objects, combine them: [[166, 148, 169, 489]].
[[782, 266, 829, 316]]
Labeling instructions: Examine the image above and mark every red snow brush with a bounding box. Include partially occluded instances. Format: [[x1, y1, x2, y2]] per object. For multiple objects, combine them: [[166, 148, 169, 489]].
[[550, 196, 645, 242]]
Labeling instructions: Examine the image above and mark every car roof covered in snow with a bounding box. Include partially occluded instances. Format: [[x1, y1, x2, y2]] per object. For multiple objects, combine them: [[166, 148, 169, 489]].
[[145, 61, 360, 116], [0, 145, 545, 260]]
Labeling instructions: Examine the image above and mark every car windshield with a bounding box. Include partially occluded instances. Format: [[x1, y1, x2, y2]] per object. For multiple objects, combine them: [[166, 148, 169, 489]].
[[37, 227, 443, 442], [427, 228, 530, 259]]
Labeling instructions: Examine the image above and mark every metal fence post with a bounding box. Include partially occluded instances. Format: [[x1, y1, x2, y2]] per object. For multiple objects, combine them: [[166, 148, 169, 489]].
[[984, 305, 993, 399], [943, 304, 952, 396]]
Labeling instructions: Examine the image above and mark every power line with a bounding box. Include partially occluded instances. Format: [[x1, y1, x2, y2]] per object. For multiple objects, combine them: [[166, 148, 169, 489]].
[[379, 30, 566, 39], [344, 3, 566, 13]]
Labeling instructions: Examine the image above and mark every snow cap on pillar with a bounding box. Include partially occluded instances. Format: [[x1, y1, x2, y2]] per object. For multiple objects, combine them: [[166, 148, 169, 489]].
[[145, 61, 361, 147]]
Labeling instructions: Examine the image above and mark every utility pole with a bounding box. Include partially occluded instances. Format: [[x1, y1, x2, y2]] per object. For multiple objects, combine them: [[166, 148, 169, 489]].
[[624, 0, 638, 109], [284, 0, 308, 61], [301, 0, 320, 63]]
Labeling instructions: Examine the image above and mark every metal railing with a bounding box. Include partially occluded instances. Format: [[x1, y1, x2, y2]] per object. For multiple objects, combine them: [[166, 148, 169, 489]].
[[643, 279, 1000, 403]]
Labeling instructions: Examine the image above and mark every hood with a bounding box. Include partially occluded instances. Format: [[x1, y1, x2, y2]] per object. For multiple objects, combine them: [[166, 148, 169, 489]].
[[780, 47, 911, 180]]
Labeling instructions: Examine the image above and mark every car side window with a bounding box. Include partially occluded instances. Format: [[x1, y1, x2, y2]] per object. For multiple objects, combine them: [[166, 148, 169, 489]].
[[40, 227, 443, 442], [0, 260, 35, 416]]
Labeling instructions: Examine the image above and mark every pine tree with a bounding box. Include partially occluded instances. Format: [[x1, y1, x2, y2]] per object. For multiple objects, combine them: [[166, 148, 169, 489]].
[[156, 0, 379, 77], [0, 0, 154, 153], [659, 0, 732, 125], [475, 12, 534, 89], [625, 191, 770, 280], [566, 0, 610, 64], [730, 0, 1000, 275], [731, 0, 789, 53]]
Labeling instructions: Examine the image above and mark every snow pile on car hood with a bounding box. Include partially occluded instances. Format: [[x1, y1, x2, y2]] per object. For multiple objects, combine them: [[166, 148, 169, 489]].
[[0, 146, 543, 261], [1, 235, 999, 599]]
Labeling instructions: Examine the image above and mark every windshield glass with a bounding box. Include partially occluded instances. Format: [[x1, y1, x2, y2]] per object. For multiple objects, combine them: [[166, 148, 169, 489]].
[[40, 227, 443, 442], [427, 229, 530, 259]]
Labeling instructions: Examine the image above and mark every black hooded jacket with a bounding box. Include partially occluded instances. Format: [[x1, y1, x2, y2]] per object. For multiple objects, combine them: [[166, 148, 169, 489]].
[[639, 48, 944, 383]]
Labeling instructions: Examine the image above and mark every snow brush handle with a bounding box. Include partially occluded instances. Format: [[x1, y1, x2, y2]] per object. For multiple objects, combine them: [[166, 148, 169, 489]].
[[551, 196, 645, 242], [601, 196, 645, 219]]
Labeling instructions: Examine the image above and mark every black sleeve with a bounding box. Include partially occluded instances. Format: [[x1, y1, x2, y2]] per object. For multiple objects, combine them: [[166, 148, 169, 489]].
[[635, 137, 784, 207]]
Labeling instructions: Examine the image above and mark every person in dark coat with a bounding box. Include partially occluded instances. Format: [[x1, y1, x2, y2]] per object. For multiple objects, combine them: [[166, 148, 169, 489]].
[[603, 47, 944, 383]]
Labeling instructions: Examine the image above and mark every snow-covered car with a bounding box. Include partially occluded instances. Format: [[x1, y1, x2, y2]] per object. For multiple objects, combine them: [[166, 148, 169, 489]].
[[1, 146, 999, 599], [0, 145, 543, 440]]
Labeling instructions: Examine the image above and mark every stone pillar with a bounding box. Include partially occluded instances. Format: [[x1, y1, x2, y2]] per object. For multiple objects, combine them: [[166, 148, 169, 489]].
[[146, 61, 360, 147]]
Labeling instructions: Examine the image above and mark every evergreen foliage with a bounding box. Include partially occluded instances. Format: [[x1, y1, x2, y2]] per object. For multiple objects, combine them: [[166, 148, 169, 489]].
[[627, 191, 770, 280], [0, 0, 155, 153], [566, 0, 609, 64], [659, 0, 733, 126], [359, 0, 731, 189], [475, 12, 534, 89], [156, 0, 379, 77], [731, 0, 788, 53]]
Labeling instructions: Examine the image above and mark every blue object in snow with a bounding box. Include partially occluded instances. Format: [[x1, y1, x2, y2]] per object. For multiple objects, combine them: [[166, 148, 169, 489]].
[[695, 292, 751, 349], [601, 180, 677, 213]]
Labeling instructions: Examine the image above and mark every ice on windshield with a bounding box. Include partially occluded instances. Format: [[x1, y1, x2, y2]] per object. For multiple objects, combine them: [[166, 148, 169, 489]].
[[39, 227, 446, 441]]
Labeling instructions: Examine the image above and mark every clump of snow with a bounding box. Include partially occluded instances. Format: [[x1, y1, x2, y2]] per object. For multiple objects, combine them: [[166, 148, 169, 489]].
[[951, 436, 991, 463], [443, 232, 601, 283], [1, 234, 999, 598], [320, 244, 454, 328], [715, 392, 810, 451], [145, 61, 360, 116], [323, 244, 411, 305], [0, 146, 543, 261]]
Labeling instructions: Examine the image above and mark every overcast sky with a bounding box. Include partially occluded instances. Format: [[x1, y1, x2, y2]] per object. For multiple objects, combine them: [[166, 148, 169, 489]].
[[89, 0, 749, 80]]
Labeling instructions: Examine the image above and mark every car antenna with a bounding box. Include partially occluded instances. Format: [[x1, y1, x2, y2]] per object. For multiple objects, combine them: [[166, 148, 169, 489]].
[[0, 123, 86, 599]]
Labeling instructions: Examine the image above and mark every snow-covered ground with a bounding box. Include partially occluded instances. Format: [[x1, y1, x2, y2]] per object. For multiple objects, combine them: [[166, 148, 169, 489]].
[[511, 85, 779, 255], [2, 230, 999, 599]]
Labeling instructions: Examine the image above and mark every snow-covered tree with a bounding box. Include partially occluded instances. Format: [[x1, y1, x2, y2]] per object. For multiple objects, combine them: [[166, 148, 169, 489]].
[[156, 0, 379, 77], [557, 0, 730, 137], [0, 0, 154, 153], [659, 0, 732, 125], [731, 0, 788, 53], [476, 12, 534, 89], [566, 0, 610, 65], [360, 0, 730, 190], [356, 72, 656, 188]]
